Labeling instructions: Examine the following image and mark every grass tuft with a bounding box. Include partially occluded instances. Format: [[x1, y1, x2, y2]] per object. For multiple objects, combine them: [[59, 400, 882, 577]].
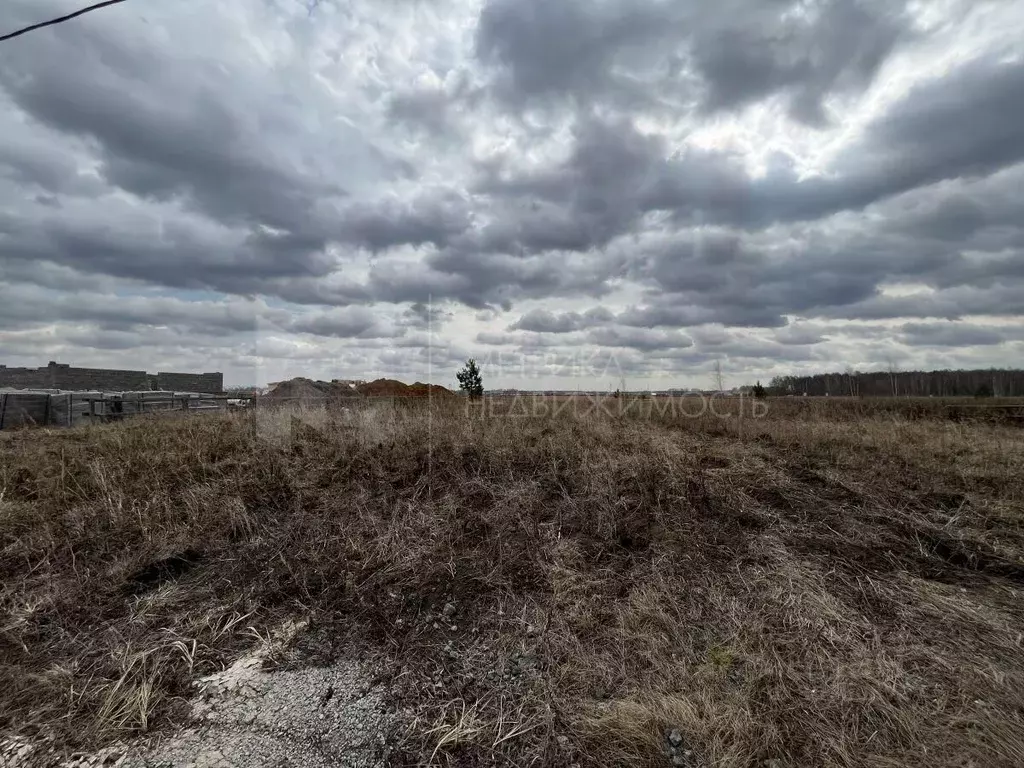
[[2, 401, 1023, 766]]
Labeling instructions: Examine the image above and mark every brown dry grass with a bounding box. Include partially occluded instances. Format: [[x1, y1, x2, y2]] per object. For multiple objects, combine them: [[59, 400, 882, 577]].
[[2, 400, 1024, 766]]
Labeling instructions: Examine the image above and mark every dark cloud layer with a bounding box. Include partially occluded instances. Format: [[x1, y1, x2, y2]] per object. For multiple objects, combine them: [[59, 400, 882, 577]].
[[479, 56, 1024, 242], [476, 0, 911, 123], [0, 0, 1021, 385]]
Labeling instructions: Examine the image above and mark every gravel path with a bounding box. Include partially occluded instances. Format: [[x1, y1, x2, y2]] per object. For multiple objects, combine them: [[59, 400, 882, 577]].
[[4, 631, 393, 768], [115, 655, 392, 768]]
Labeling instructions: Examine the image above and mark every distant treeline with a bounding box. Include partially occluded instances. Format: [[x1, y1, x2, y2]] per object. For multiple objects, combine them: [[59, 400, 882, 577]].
[[768, 369, 1024, 398]]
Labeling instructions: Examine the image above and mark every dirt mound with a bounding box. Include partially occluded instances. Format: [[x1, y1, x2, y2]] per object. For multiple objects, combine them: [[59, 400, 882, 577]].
[[268, 378, 452, 400], [266, 378, 328, 400], [328, 380, 363, 396], [355, 379, 455, 398], [409, 382, 456, 398], [356, 379, 410, 397]]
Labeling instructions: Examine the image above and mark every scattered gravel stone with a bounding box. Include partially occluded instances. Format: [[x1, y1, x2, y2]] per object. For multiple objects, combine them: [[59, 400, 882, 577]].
[[4, 622, 394, 768], [665, 728, 700, 767], [118, 655, 391, 768], [0, 738, 37, 767]]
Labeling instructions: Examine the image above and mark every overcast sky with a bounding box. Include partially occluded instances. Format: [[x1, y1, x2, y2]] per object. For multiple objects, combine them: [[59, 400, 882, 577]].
[[1, 0, 1022, 389]]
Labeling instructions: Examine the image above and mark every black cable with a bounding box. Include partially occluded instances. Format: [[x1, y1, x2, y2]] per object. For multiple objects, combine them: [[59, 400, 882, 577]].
[[0, 0, 129, 44]]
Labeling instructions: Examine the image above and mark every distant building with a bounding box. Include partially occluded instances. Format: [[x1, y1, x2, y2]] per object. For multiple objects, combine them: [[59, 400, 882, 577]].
[[0, 361, 223, 393]]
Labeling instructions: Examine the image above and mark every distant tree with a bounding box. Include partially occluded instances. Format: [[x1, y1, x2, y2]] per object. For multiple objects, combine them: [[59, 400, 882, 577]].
[[456, 358, 484, 400], [752, 381, 766, 399], [975, 381, 994, 398], [845, 366, 861, 397], [886, 357, 900, 397], [713, 360, 725, 393], [761, 368, 1024, 398]]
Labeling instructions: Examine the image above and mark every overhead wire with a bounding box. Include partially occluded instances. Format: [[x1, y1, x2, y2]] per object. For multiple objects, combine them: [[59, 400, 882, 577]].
[[0, 0, 129, 44]]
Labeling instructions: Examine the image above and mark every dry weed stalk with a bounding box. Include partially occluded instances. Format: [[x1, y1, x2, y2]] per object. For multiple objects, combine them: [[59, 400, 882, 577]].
[[1, 399, 1023, 766]]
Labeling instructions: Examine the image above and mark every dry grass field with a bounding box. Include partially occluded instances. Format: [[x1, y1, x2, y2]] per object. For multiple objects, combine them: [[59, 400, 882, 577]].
[[2, 398, 1024, 766]]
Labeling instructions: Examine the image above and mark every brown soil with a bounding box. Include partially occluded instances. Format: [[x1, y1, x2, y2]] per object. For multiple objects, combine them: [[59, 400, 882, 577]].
[[408, 382, 456, 398], [356, 379, 454, 398]]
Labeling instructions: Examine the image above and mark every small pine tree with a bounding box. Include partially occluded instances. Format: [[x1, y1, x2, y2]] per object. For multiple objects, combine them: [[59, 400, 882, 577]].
[[456, 358, 484, 400], [752, 381, 766, 399], [975, 381, 994, 398]]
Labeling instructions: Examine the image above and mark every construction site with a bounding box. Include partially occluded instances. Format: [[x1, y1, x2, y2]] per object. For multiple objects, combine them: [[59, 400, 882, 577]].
[[261, 377, 456, 401], [0, 376, 457, 430]]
